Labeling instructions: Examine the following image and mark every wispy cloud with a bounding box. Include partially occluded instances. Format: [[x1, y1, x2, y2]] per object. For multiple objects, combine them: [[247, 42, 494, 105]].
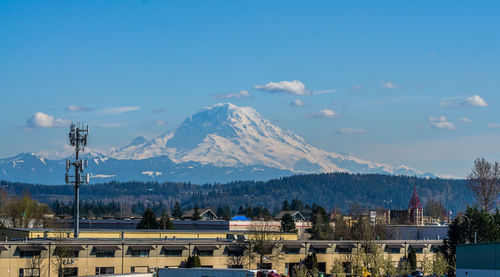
[[350, 85, 364, 91], [312, 89, 337, 95], [336, 128, 366, 135], [26, 112, 71, 128], [311, 109, 339, 118], [155, 120, 167, 126], [429, 116, 456, 130], [99, 106, 140, 115], [382, 81, 400, 89], [213, 90, 251, 100], [488, 123, 500, 129], [254, 80, 309, 96], [440, 95, 488, 107], [66, 105, 94, 112], [460, 118, 471, 123], [290, 99, 306, 107]]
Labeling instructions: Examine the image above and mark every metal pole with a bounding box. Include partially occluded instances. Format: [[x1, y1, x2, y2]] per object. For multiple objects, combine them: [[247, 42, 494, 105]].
[[74, 127, 80, 238]]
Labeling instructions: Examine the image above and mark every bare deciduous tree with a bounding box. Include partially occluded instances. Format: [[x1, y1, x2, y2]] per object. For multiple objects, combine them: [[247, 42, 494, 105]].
[[225, 243, 250, 269], [248, 221, 284, 269], [467, 158, 500, 212], [51, 235, 79, 277], [25, 250, 46, 277]]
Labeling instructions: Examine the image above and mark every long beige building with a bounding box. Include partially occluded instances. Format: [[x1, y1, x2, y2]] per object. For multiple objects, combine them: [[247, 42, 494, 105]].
[[0, 228, 442, 277]]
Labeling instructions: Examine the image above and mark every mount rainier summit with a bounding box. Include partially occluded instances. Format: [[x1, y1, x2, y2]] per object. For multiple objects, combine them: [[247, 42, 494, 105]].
[[0, 103, 433, 184]]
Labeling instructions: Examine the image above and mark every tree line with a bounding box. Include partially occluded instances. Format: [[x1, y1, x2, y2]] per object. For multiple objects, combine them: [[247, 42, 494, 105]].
[[0, 172, 469, 213]]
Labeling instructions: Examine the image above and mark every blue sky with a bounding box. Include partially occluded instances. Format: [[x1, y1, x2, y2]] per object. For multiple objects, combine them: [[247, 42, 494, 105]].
[[1, 1, 500, 177]]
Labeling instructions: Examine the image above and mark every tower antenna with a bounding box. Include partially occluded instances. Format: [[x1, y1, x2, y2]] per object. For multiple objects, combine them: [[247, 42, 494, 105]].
[[65, 122, 90, 238]]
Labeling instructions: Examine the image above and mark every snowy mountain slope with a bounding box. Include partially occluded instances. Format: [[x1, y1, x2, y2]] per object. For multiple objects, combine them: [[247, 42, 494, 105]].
[[0, 103, 433, 184], [110, 103, 427, 176]]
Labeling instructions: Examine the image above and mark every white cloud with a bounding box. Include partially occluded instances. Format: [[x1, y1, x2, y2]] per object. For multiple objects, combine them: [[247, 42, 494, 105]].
[[440, 95, 488, 107], [336, 128, 367, 135], [462, 95, 488, 107], [213, 90, 251, 100], [290, 99, 306, 107], [311, 109, 338, 118], [26, 112, 71, 128], [99, 106, 140, 115], [460, 118, 471, 123], [429, 116, 456, 130], [382, 81, 400, 89], [488, 123, 500, 129], [66, 105, 94, 112], [254, 80, 309, 95]]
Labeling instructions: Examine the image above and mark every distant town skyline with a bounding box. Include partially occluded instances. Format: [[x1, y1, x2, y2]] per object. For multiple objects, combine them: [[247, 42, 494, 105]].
[[2, 1, 500, 177]]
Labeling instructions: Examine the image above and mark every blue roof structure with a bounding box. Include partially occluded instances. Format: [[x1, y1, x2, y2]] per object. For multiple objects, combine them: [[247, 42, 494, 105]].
[[231, 215, 250, 221]]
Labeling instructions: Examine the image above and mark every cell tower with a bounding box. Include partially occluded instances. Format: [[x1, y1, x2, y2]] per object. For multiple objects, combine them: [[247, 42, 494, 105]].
[[65, 123, 90, 238]]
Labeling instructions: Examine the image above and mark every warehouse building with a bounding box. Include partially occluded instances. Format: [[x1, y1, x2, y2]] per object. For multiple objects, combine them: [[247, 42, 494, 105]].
[[0, 228, 442, 277]]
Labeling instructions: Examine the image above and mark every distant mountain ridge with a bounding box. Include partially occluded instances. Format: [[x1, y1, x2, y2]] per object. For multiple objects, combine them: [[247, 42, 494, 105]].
[[0, 103, 434, 184]]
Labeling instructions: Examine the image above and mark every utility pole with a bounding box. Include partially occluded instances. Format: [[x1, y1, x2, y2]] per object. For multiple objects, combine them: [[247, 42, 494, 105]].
[[65, 123, 90, 238]]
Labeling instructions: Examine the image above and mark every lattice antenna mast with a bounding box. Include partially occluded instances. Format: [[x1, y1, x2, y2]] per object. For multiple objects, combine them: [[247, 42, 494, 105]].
[[65, 122, 90, 238]]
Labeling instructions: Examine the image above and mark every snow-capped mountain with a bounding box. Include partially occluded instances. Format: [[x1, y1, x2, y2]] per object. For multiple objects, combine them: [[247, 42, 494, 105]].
[[0, 103, 433, 184]]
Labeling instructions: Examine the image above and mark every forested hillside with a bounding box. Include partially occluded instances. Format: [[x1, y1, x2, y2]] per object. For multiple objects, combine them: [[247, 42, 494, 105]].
[[0, 173, 470, 213]]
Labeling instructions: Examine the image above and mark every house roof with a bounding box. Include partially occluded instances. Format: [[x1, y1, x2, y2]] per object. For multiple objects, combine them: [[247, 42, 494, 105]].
[[183, 208, 217, 219], [274, 211, 306, 221]]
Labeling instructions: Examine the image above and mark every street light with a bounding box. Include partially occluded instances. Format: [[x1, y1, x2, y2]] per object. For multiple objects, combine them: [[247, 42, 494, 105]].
[[462, 215, 477, 243]]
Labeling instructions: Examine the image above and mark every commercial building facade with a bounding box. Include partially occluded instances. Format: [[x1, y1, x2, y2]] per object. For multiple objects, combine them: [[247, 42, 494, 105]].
[[0, 228, 442, 277]]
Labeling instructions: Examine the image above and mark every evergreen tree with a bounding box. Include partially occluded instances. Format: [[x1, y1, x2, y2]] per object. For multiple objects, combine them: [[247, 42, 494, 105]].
[[237, 206, 245, 215], [222, 205, 232, 221], [245, 205, 253, 219], [408, 248, 417, 272], [442, 206, 500, 276], [281, 213, 296, 233], [291, 199, 304, 211], [172, 202, 183, 220], [185, 255, 201, 268], [192, 204, 201, 220], [137, 208, 158, 229], [282, 200, 291, 211], [305, 253, 319, 275], [159, 212, 174, 230], [311, 206, 333, 240], [216, 206, 224, 218]]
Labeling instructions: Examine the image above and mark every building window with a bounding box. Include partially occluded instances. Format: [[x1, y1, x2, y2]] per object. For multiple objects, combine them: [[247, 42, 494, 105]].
[[335, 247, 352, 254], [413, 248, 424, 254], [342, 262, 351, 274], [59, 268, 78, 277], [19, 251, 41, 258], [258, 263, 272, 270], [386, 247, 400, 254], [131, 250, 149, 257], [311, 248, 326, 254], [95, 250, 115, 258], [228, 265, 244, 269], [196, 250, 214, 256], [19, 268, 40, 277], [165, 250, 183, 257], [54, 250, 79, 258], [95, 267, 114, 275], [285, 248, 300, 254]]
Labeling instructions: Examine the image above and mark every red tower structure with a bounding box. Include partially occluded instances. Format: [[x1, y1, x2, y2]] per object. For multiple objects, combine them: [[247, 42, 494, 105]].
[[408, 186, 423, 225]]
